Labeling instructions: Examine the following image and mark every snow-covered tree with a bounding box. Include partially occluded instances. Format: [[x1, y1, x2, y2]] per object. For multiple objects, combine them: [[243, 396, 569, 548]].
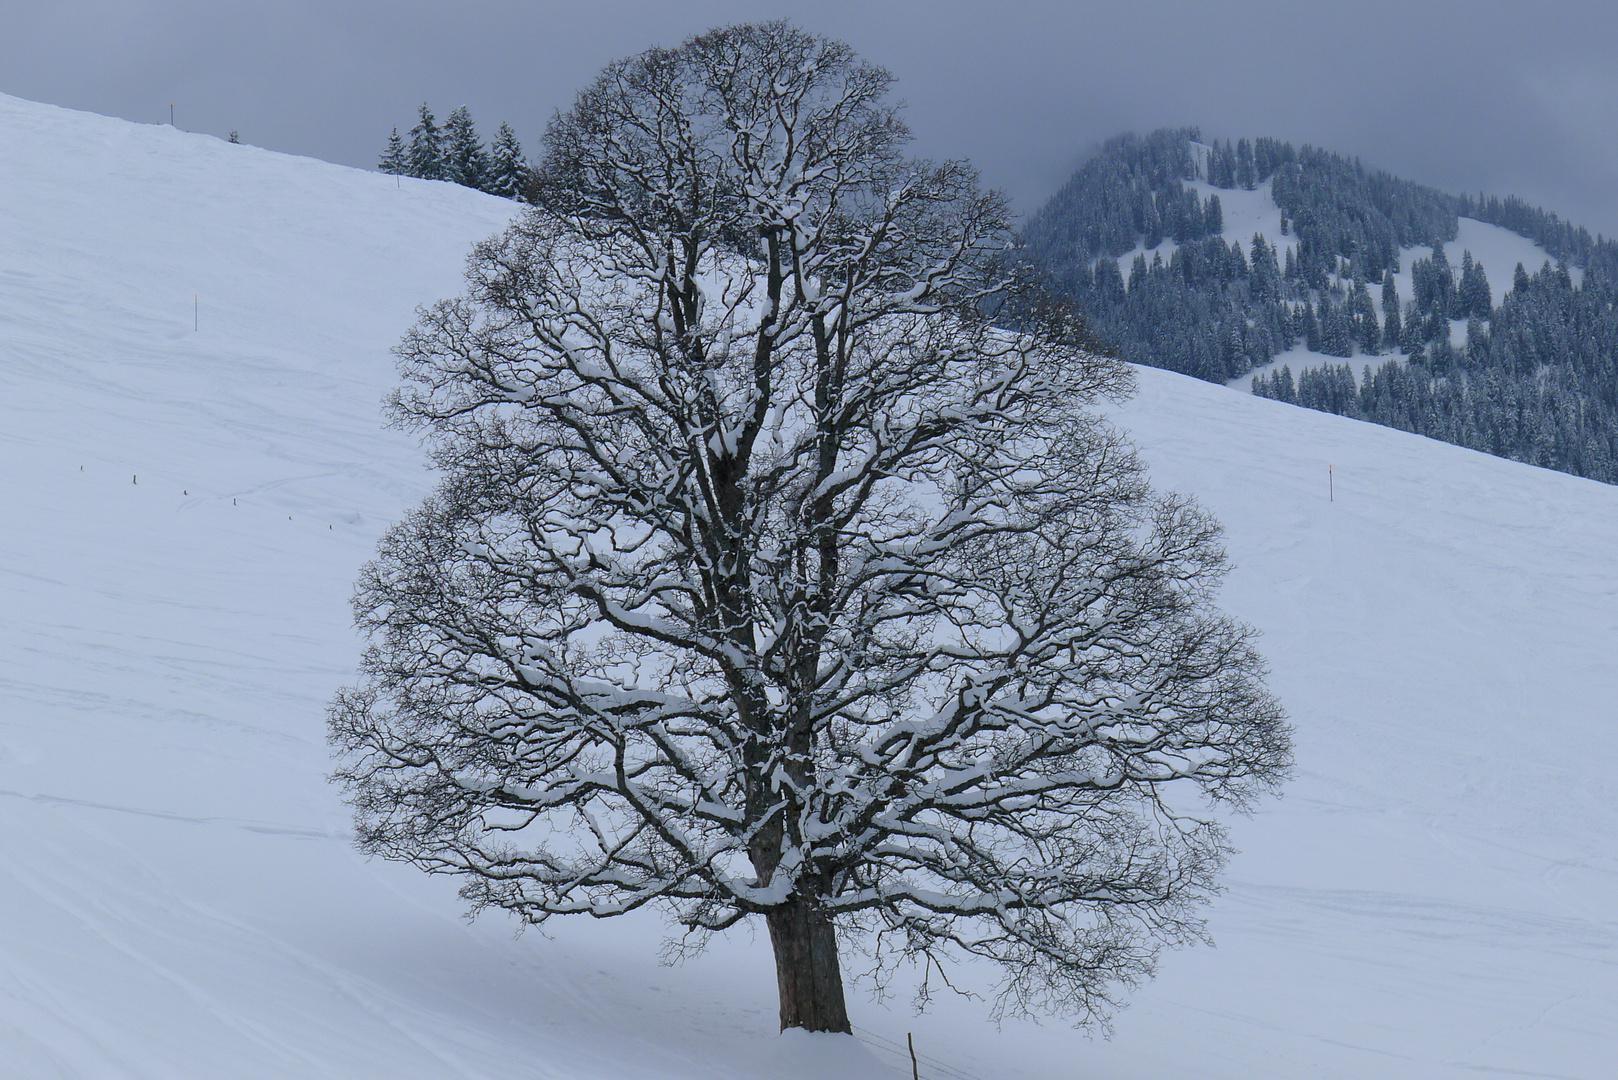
[[484, 121, 528, 199], [406, 103, 443, 180], [329, 21, 1290, 1036], [441, 105, 489, 190], [1381, 270, 1402, 349], [1458, 250, 1492, 320], [378, 126, 406, 175]]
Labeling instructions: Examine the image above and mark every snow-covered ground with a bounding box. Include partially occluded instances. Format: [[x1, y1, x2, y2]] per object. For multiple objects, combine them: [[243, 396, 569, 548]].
[[1193, 175, 1291, 261], [4, 93, 1618, 1078], [1429, 216, 1581, 302]]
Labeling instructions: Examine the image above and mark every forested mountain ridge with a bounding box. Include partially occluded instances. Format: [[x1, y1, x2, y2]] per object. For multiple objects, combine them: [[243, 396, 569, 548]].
[[1021, 128, 1618, 484]]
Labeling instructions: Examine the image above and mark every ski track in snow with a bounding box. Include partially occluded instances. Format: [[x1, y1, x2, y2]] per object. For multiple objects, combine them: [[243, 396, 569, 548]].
[[3, 92, 1618, 1078]]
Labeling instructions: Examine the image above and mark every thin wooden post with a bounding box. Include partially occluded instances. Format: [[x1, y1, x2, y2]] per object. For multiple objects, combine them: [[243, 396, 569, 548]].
[[908, 1032, 919, 1080]]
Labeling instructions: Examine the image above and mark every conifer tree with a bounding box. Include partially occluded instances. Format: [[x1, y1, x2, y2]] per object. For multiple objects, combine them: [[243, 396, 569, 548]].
[[1253, 364, 1299, 404], [1129, 252, 1148, 292], [1400, 301, 1425, 354], [1221, 318, 1247, 374], [1513, 262, 1531, 295], [442, 105, 490, 190], [1458, 252, 1491, 319], [1381, 271, 1402, 349], [1236, 138, 1255, 190], [378, 126, 407, 175], [1430, 242, 1456, 317], [407, 103, 444, 180], [1321, 298, 1354, 357], [1143, 193, 1163, 249], [1351, 279, 1380, 354], [1249, 234, 1275, 300], [1215, 139, 1235, 187], [1094, 256, 1126, 306], [484, 122, 529, 199]]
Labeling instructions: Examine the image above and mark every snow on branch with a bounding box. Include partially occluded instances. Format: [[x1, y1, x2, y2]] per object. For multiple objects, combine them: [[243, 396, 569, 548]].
[[331, 21, 1288, 1033]]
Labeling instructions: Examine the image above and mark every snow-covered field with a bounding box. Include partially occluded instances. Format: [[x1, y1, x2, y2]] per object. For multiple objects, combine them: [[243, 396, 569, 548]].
[[4, 93, 1618, 1078]]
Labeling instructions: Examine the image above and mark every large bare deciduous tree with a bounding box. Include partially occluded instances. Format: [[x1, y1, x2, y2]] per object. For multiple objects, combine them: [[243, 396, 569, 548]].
[[329, 21, 1290, 1034]]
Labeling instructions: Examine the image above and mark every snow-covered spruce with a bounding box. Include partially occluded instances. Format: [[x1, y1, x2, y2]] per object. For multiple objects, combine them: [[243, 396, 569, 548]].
[[328, 21, 1290, 1035]]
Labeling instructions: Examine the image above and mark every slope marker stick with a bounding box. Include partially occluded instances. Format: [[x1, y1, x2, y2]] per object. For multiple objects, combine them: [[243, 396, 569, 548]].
[[1329, 463, 1334, 502], [195, 294, 198, 331]]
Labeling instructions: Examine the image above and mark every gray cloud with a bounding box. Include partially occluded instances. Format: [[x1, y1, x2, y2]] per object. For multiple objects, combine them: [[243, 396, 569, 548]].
[[4, 1, 1617, 236]]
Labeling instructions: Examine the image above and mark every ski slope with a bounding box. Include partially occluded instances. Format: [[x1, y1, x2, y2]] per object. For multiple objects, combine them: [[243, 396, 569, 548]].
[[3, 92, 1617, 1079]]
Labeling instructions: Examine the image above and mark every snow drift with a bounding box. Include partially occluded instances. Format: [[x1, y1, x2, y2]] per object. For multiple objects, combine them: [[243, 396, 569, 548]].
[[2, 92, 1616, 1078]]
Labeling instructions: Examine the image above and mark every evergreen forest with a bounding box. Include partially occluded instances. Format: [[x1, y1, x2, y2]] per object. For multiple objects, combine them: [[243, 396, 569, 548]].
[[1020, 128, 1618, 484]]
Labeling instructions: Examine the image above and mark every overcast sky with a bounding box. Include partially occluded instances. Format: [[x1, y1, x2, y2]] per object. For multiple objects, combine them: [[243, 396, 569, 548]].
[[5, 1, 1618, 236]]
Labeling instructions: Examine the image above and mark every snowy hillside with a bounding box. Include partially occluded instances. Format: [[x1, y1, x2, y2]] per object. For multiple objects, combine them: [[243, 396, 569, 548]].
[[1113, 176, 1569, 318], [3, 93, 1618, 1079], [1206, 181, 1580, 390]]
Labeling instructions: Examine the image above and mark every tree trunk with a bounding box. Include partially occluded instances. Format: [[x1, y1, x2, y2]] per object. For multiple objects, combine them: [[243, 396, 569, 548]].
[[764, 899, 851, 1033]]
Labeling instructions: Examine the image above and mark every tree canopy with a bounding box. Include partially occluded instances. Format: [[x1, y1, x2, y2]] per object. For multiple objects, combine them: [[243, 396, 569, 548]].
[[331, 22, 1290, 1035]]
